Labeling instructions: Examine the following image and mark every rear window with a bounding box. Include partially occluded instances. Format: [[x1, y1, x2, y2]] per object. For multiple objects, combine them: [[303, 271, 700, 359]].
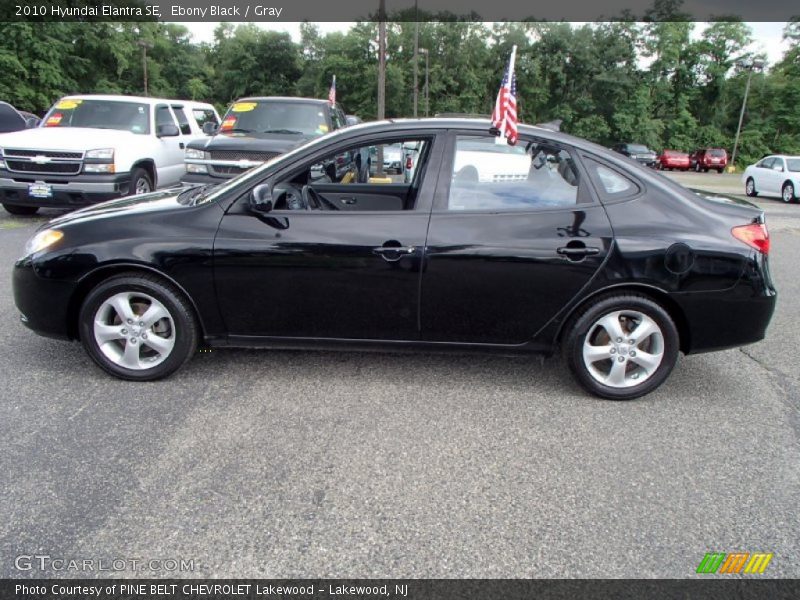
[[708, 149, 726, 157], [787, 159, 800, 172], [171, 105, 192, 135], [629, 144, 650, 153], [220, 100, 329, 136]]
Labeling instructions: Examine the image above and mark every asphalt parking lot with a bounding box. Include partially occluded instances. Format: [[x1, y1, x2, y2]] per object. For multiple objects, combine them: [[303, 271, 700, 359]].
[[1, 176, 798, 579]]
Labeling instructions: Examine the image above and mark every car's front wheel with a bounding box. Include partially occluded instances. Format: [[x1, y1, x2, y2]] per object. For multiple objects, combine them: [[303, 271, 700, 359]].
[[745, 177, 758, 197], [563, 294, 679, 400], [3, 203, 39, 215], [782, 182, 796, 203], [129, 167, 153, 196], [78, 273, 198, 381]]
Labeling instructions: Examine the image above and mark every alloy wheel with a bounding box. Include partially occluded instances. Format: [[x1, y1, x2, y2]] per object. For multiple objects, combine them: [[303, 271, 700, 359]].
[[782, 184, 794, 203], [93, 291, 175, 370], [135, 177, 152, 195], [582, 310, 665, 389]]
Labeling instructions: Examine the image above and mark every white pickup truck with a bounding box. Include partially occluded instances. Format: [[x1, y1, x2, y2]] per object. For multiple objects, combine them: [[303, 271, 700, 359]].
[[0, 94, 220, 215]]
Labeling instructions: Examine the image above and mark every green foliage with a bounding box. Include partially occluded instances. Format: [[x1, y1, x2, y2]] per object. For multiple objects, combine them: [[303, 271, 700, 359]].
[[1, 13, 798, 168]]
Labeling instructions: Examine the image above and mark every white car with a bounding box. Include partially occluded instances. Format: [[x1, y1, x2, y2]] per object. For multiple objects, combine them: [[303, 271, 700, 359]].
[[0, 94, 219, 215], [742, 154, 800, 203]]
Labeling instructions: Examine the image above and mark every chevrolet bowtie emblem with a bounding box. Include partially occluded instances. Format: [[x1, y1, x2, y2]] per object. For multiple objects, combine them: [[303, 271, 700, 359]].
[[32, 155, 52, 164]]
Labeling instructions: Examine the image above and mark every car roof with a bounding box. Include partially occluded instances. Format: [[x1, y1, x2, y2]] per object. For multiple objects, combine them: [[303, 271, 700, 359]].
[[236, 96, 333, 106], [60, 94, 215, 108]]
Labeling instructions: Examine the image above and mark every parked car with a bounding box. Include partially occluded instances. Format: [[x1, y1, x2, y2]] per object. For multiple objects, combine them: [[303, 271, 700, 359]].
[[0, 94, 219, 215], [0, 101, 39, 133], [611, 143, 657, 167], [13, 118, 775, 400], [656, 149, 691, 171], [183, 97, 348, 184], [689, 148, 728, 173], [743, 155, 800, 203]]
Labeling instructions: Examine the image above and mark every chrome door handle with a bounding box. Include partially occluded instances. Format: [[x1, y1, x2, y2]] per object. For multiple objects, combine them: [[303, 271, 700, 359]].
[[373, 246, 416, 262]]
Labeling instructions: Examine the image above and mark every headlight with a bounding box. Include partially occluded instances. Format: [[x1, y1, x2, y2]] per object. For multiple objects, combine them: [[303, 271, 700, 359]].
[[84, 163, 115, 173], [185, 148, 208, 160], [85, 148, 114, 160], [186, 163, 208, 174], [24, 229, 63, 256]]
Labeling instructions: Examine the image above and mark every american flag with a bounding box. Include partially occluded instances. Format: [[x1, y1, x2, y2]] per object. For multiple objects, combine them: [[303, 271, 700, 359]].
[[328, 75, 336, 105], [491, 46, 518, 145]]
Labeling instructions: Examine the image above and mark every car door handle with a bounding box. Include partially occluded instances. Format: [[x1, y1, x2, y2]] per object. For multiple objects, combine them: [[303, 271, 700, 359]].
[[557, 246, 600, 257], [373, 246, 416, 262], [340, 197, 357, 205]]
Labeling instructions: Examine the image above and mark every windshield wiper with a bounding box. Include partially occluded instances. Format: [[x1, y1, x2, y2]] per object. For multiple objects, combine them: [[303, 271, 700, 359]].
[[261, 129, 303, 135]]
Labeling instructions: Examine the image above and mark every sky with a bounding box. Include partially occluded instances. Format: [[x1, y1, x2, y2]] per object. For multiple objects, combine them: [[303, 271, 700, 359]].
[[177, 21, 792, 68]]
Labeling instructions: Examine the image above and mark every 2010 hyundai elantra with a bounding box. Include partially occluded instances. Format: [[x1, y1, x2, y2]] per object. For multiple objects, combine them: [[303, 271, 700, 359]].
[[13, 119, 776, 399]]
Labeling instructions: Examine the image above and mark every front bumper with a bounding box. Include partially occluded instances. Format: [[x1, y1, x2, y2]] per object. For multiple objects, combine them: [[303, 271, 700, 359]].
[[13, 256, 75, 340], [0, 172, 131, 208]]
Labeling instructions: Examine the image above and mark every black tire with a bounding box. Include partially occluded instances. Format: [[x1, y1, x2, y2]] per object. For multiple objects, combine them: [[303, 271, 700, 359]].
[[562, 294, 679, 400], [78, 272, 198, 381], [3, 203, 39, 215], [129, 167, 153, 196], [745, 177, 758, 197], [781, 182, 796, 204]]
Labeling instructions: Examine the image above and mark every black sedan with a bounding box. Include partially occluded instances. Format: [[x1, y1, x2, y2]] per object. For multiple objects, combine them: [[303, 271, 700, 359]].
[[13, 119, 776, 399]]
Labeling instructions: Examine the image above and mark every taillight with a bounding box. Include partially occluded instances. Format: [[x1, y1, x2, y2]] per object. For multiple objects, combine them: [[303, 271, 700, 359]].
[[732, 223, 770, 255]]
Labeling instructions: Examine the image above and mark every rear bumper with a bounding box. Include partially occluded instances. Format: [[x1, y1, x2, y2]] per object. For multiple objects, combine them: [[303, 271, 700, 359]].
[[0, 172, 131, 208], [674, 265, 776, 354]]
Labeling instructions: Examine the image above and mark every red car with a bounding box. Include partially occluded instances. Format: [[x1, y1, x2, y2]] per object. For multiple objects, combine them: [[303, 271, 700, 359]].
[[657, 150, 691, 171], [690, 148, 728, 173]]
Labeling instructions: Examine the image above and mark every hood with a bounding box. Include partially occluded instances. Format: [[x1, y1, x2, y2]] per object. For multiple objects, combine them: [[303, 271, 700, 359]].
[[187, 131, 311, 154], [47, 186, 196, 228], [0, 127, 139, 150]]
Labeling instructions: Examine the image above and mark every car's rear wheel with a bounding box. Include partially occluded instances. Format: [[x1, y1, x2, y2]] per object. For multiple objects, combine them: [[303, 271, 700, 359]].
[[563, 294, 679, 400], [782, 182, 796, 203], [745, 177, 758, 197], [78, 273, 198, 381], [3, 203, 39, 215], [129, 167, 153, 196]]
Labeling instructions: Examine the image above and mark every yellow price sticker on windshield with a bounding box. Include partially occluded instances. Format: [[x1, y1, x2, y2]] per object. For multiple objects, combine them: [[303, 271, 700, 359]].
[[55, 99, 82, 110], [230, 102, 257, 113], [317, 124, 329, 133]]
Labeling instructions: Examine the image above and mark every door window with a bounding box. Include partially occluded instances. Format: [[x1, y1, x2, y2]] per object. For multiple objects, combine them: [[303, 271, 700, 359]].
[[583, 158, 640, 198], [170, 105, 192, 135], [447, 135, 581, 211], [758, 157, 775, 169], [271, 137, 431, 212], [155, 105, 177, 130]]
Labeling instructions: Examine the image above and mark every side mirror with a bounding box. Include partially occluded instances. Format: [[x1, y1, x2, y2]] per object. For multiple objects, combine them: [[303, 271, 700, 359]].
[[773, 164, 784, 172], [249, 184, 273, 213], [202, 121, 218, 135], [25, 117, 39, 129], [156, 123, 180, 137]]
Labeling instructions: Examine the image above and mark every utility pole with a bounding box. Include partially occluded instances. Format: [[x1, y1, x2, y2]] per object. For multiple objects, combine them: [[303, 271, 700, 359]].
[[377, 0, 386, 176], [137, 39, 154, 96], [413, 0, 419, 117], [730, 58, 764, 170], [419, 47, 429, 117]]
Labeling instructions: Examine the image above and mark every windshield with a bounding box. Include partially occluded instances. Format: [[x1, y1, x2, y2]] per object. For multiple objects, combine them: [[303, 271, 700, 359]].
[[0, 103, 25, 133], [787, 159, 800, 172], [220, 101, 329, 136], [43, 99, 151, 134], [629, 145, 651, 153]]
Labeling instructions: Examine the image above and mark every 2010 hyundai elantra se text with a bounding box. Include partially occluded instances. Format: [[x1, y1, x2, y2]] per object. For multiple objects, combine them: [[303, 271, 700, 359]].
[[13, 119, 776, 399]]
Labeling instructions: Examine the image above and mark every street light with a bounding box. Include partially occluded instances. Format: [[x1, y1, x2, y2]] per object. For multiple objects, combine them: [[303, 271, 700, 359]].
[[136, 39, 154, 96], [730, 57, 765, 170], [419, 47, 429, 117]]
